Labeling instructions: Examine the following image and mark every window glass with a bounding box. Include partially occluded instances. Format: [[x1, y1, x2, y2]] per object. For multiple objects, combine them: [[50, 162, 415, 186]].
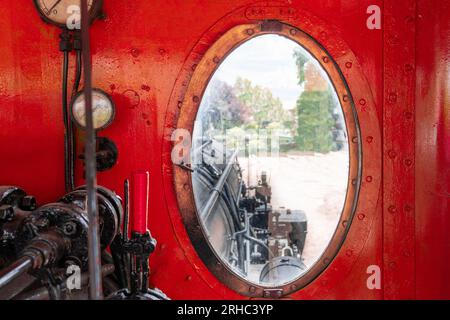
[[191, 35, 349, 286]]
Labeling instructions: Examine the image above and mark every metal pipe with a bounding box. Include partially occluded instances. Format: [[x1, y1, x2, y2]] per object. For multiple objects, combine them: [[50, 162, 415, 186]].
[[14, 264, 115, 300], [0, 272, 37, 300], [243, 234, 273, 258], [201, 150, 239, 220], [80, 0, 102, 300], [0, 257, 32, 291], [236, 180, 243, 207], [194, 139, 212, 163]]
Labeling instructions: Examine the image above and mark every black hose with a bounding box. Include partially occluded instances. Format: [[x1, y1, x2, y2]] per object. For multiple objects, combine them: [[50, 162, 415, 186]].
[[62, 50, 71, 193], [72, 50, 82, 96], [69, 50, 82, 191]]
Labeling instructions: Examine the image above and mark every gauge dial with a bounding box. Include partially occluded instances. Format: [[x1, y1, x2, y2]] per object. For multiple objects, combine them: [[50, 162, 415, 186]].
[[71, 89, 115, 131], [33, 0, 101, 28]]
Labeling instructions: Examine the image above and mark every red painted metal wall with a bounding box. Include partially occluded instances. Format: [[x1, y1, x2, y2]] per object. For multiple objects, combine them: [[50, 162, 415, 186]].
[[0, 0, 448, 299]]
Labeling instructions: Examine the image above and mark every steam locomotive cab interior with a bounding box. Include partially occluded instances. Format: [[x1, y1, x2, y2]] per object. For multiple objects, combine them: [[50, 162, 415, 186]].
[[1, 0, 449, 301]]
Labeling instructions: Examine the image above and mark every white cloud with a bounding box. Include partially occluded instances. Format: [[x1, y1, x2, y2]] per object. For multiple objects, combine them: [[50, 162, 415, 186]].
[[212, 34, 303, 110]]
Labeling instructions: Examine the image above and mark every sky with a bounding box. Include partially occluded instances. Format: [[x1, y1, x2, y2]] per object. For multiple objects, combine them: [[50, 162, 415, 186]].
[[211, 34, 305, 110]]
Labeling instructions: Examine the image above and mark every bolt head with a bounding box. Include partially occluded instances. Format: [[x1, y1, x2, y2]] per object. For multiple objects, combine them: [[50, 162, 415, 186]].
[[63, 221, 77, 236]]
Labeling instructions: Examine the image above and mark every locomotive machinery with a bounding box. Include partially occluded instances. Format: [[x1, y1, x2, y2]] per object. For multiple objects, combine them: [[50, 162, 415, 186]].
[[0, 181, 168, 300], [191, 140, 308, 284]]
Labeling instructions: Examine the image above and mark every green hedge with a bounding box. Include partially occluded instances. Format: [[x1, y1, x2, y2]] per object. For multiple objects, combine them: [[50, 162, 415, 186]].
[[296, 91, 336, 153]]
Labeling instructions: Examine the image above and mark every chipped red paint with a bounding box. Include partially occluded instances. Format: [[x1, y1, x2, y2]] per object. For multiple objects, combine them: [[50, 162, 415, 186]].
[[0, 0, 448, 299]]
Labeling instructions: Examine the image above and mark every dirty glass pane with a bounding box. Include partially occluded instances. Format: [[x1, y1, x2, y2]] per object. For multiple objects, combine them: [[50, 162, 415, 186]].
[[191, 35, 349, 286]]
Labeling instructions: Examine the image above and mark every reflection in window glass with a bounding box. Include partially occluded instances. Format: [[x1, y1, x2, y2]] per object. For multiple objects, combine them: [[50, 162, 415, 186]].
[[191, 35, 349, 286]]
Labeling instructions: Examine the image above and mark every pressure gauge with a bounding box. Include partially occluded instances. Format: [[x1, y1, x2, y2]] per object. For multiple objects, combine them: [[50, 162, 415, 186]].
[[33, 0, 103, 28], [70, 89, 115, 131]]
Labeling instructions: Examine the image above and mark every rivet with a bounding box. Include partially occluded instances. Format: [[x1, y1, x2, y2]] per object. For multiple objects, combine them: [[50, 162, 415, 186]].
[[366, 136, 373, 143], [130, 48, 140, 58], [322, 56, 329, 63], [351, 136, 358, 143], [357, 213, 366, 220], [193, 96, 200, 103], [404, 158, 413, 166], [290, 29, 297, 35], [366, 176, 373, 182], [343, 95, 349, 102], [345, 61, 352, 68], [290, 284, 297, 291], [351, 178, 357, 185], [191, 64, 197, 71], [177, 101, 183, 109], [388, 150, 397, 159], [183, 183, 190, 191], [213, 56, 220, 63], [388, 205, 396, 214], [388, 92, 397, 103], [123, 89, 141, 109], [404, 64, 414, 73], [323, 258, 330, 265], [186, 275, 192, 281], [359, 98, 366, 106], [342, 220, 348, 228], [246, 28, 255, 35], [249, 286, 256, 293]]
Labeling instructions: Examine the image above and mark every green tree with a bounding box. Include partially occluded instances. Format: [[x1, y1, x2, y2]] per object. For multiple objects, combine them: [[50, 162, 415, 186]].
[[205, 80, 249, 130], [293, 49, 308, 86], [294, 50, 337, 153], [296, 91, 336, 152], [233, 77, 288, 129]]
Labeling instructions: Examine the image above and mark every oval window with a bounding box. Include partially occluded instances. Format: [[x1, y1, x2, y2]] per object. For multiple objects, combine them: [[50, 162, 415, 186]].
[[174, 23, 360, 296]]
